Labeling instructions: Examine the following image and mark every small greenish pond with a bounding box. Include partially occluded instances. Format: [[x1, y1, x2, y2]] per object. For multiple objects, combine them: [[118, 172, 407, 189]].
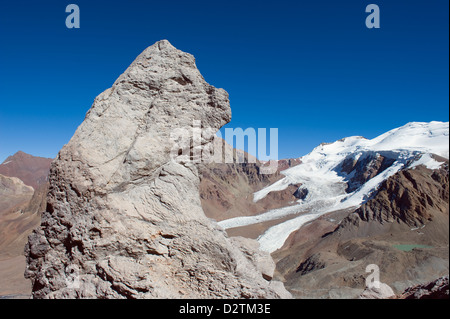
[[393, 244, 432, 252]]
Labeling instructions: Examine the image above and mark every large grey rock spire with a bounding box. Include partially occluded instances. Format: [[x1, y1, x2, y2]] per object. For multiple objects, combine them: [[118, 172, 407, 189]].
[[25, 40, 290, 298]]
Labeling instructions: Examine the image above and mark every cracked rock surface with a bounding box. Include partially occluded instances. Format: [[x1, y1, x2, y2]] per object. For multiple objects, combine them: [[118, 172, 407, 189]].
[[24, 40, 290, 299]]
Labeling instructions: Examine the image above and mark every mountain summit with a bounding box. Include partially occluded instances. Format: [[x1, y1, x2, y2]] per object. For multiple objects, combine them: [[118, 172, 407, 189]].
[[0, 151, 52, 190]]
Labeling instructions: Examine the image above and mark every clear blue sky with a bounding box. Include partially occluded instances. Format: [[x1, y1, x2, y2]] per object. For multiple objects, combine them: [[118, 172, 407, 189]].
[[0, 0, 448, 162]]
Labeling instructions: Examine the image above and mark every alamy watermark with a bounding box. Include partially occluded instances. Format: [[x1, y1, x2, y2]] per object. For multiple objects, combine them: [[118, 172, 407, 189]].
[[65, 4, 379, 30], [169, 120, 279, 174], [365, 264, 381, 289], [365, 4, 380, 29], [65, 4, 80, 29], [65, 264, 81, 289]]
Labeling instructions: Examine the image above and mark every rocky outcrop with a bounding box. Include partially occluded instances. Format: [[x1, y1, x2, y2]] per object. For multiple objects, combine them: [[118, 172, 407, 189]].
[[338, 151, 396, 193], [359, 283, 395, 299], [295, 253, 327, 275], [0, 174, 34, 219], [399, 275, 449, 299], [275, 159, 301, 172], [0, 174, 34, 198], [24, 40, 289, 299], [342, 161, 449, 229]]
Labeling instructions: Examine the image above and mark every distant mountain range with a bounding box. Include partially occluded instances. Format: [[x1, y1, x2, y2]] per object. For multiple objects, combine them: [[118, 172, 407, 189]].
[[1, 120, 448, 299], [218, 121, 449, 253], [201, 121, 449, 298], [0, 151, 53, 190], [0, 152, 52, 298]]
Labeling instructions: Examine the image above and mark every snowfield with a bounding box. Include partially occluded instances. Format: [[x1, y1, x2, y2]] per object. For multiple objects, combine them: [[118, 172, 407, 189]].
[[218, 121, 450, 253]]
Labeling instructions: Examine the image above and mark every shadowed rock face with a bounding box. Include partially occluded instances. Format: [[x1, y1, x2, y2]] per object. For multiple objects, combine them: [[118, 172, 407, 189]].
[[399, 275, 449, 299], [343, 161, 449, 228], [24, 40, 290, 299], [338, 152, 396, 193]]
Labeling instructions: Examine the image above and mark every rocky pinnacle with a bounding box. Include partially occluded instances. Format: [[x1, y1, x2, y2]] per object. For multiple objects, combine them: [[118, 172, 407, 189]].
[[24, 40, 290, 299]]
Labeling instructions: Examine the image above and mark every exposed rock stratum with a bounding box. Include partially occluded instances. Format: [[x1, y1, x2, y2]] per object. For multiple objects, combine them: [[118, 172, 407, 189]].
[[24, 40, 290, 299]]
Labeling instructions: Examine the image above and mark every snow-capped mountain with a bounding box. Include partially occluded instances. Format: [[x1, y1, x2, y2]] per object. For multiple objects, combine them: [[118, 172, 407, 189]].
[[218, 121, 449, 252]]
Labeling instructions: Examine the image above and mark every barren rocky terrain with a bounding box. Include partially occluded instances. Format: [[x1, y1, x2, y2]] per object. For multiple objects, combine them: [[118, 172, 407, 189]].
[[0, 161, 50, 297], [272, 163, 449, 298]]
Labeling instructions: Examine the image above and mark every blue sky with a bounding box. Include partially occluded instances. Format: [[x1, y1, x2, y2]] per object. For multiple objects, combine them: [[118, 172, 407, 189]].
[[0, 0, 448, 162]]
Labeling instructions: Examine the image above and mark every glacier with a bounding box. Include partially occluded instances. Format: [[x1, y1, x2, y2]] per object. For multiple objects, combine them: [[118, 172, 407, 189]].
[[217, 121, 450, 253]]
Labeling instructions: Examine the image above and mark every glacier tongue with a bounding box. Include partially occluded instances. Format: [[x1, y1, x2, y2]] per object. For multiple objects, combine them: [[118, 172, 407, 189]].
[[218, 121, 450, 253]]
